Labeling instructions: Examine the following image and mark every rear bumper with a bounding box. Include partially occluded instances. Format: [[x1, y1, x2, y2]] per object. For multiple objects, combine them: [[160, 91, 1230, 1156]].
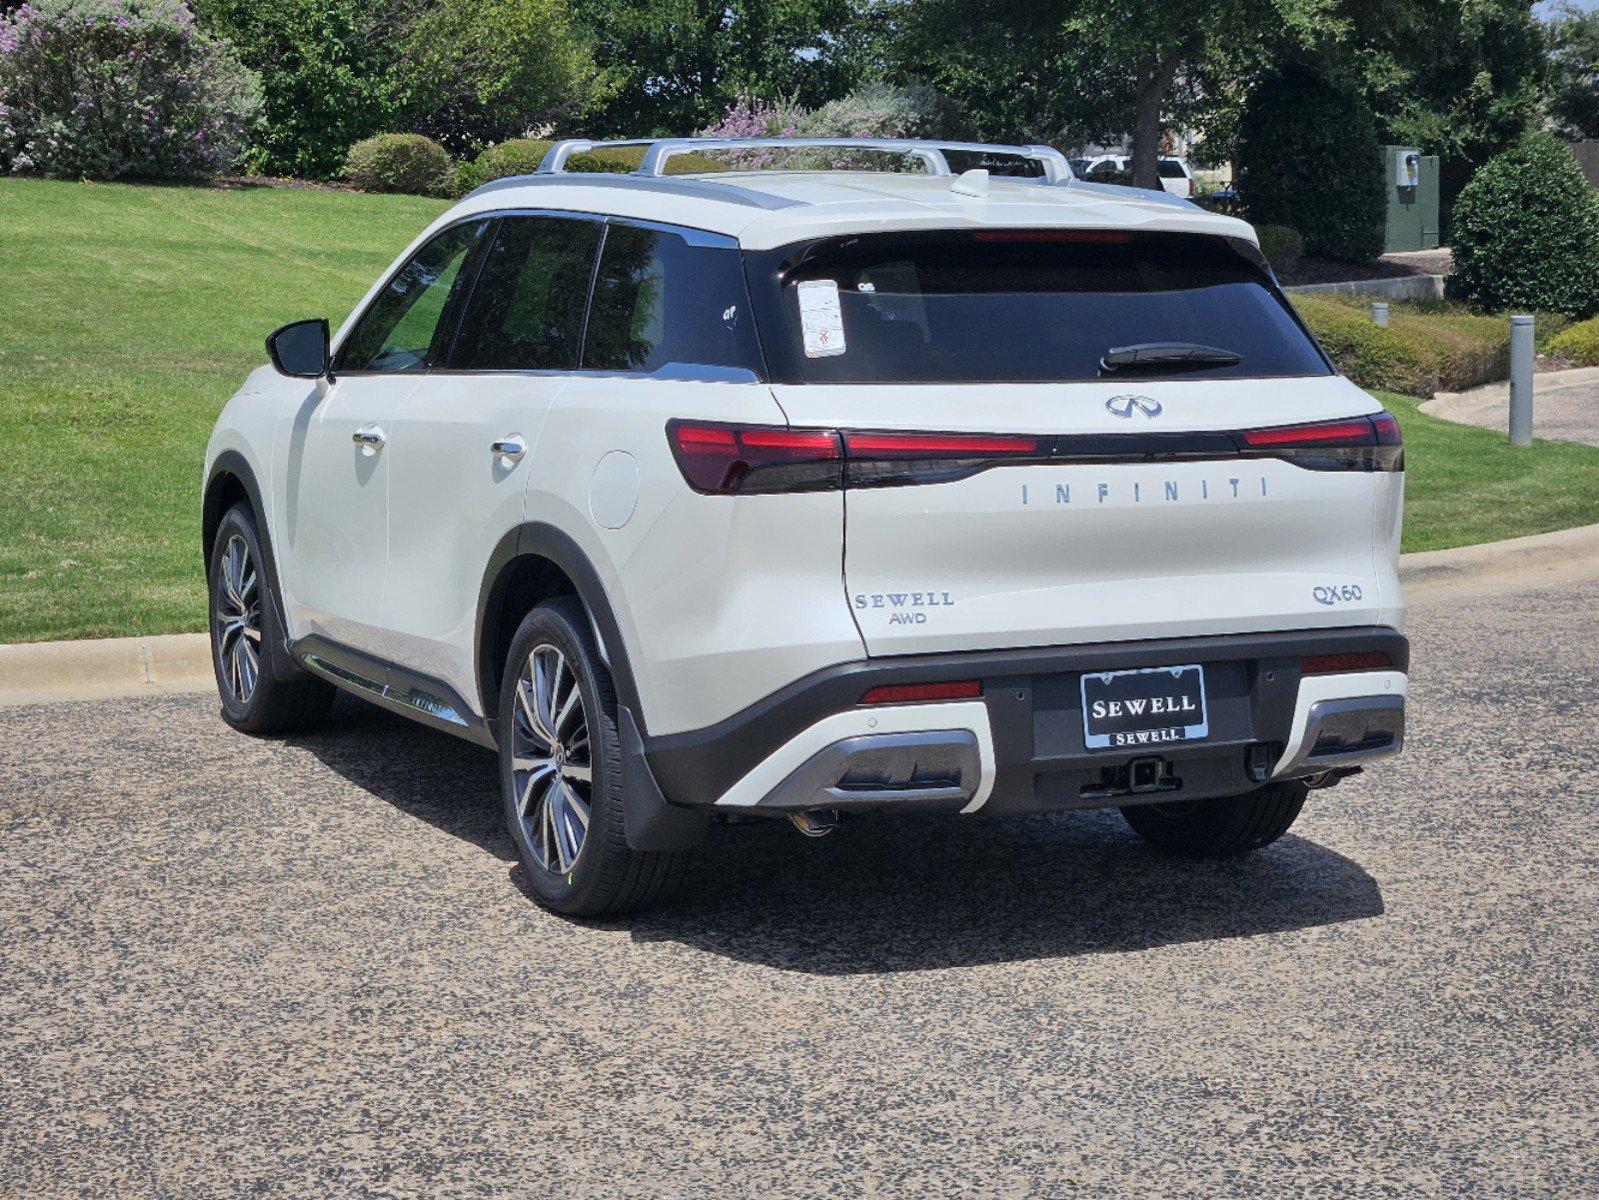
[[641, 626, 1408, 815]]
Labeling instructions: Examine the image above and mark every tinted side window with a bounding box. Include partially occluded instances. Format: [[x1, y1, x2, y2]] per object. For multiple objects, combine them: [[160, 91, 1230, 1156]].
[[582, 223, 764, 375], [450, 216, 602, 371], [334, 221, 485, 373]]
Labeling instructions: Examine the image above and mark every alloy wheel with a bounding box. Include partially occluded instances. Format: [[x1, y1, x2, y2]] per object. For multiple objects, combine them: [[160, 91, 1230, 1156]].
[[511, 644, 593, 874], [214, 534, 262, 705]]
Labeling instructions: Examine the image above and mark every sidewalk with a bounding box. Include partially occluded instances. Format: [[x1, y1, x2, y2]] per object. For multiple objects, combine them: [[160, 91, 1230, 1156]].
[[1422, 366, 1599, 447]]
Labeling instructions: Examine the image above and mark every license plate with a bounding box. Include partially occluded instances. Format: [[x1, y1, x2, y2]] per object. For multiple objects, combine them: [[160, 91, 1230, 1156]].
[[1081, 664, 1209, 751]]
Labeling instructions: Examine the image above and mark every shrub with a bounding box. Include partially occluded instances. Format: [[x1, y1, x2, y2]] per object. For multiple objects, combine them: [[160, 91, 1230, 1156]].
[[344, 133, 449, 195], [796, 82, 945, 140], [1548, 314, 1599, 364], [1236, 67, 1385, 263], [396, 0, 608, 153], [0, 0, 261, 180], [1254, 225, 1303, 276], [1449, 133, 1599, 318], [695, 85, 952, 172], [1292, 294, 1511, 397], [697, 96, 801, 169], [452, 136, 727, 195], [192, 0, 397, 179]]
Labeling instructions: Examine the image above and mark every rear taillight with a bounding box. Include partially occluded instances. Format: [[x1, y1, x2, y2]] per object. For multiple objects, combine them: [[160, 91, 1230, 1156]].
[[860, 680, 982, 704], [667, 420, 842, 494], [667, 411, 1403, 494], [1301, 651, 1393, 675], [1236, 412, 1404, 472], [667, 421, 1045, 493]]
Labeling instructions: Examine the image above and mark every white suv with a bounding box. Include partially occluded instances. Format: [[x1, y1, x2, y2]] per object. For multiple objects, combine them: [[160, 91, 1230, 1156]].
[[203, 137, 1407, 915]]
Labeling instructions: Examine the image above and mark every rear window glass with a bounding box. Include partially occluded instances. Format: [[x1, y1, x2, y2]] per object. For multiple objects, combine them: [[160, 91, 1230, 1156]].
[[746, 230, 1329, 384], [1157, 160, 1187, 179], [582, 223, 763, 375]]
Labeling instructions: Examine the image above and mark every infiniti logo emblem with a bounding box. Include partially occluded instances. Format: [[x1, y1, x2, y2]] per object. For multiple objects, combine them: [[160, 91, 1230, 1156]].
[[1105, 395, 1163, 419]]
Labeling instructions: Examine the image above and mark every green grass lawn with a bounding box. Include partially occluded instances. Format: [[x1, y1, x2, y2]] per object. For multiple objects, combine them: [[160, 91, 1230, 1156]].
[[0, 177, 447, 642], [1379, 390, 1599, 552], [1, 177, 1597, 643]]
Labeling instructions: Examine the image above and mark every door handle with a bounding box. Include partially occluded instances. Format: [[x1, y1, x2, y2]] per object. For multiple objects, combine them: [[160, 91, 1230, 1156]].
[[492, 435, 527, 462], [352, 423, 387, 451]]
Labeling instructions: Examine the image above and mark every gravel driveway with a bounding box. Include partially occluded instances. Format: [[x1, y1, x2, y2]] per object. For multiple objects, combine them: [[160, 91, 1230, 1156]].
[[2, 571, 1595, 1198]]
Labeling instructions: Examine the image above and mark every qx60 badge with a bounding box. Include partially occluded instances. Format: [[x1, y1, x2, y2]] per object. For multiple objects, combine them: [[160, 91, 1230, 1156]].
[[1105, 395, 1163, 419]]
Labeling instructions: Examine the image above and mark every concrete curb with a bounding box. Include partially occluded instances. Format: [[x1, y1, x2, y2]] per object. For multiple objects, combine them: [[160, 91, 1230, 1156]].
[[0, 632, 214, 707], [1397, 520, 1599, 589], [3, 522, 1597, 707]]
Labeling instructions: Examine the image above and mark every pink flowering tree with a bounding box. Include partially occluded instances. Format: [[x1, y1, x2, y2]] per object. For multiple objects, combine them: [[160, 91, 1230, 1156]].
[[0, 0, 261, 180]]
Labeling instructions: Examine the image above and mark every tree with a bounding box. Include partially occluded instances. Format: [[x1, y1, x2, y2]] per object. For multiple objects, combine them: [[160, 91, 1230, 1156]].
[[578, 0, 861, 137], [1236, 66, 1387, 261], [1369, 0, 1545, 220], [1546, 2, 1599, 140], [398, 0, 610, 152], [195, 0, 399, 178], [883, 0, 1335, 189]]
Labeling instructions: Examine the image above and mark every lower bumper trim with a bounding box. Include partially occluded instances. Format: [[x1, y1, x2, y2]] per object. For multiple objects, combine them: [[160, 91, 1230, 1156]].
[[758, 729, 980, 812], [1278, 695, 1405, 777]]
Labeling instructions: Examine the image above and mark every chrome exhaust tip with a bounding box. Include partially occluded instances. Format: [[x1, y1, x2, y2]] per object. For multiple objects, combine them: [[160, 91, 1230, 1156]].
[[788, 810, 839, 838]]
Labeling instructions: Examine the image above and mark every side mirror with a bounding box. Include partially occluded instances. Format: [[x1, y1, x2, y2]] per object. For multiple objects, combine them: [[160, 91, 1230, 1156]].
[[266, 318, 330, 379]]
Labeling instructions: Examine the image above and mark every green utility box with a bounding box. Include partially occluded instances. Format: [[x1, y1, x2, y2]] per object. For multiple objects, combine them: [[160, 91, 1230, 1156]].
[[1383, 145, 1440, 252]]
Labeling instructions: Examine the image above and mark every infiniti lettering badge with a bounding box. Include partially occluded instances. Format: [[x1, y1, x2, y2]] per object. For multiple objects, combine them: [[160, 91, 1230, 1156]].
[[1105, 395, 1163, 419]]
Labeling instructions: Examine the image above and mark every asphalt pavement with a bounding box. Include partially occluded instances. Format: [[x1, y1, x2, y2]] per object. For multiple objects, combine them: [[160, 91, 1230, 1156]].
[[1, 567, 1595, 1197]]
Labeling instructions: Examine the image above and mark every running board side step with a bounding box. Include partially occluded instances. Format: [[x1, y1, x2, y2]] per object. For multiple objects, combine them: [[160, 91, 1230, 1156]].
[[293, 636, 496, 748]]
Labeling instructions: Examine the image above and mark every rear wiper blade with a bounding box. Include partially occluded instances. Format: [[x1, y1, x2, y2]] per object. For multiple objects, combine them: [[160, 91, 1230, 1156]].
[[1100, 342, 1242, 372]]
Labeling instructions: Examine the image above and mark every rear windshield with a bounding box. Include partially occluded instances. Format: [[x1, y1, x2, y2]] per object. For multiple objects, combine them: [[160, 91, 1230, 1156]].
[[745, 230, 1329, 385], [1157, 160, 1187, 179]]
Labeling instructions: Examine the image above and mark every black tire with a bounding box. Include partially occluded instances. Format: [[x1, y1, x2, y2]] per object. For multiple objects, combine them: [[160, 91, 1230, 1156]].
[[1120, 780, 1308, 858], [498, 596, 684, 916], [208, 503, 334, 735]]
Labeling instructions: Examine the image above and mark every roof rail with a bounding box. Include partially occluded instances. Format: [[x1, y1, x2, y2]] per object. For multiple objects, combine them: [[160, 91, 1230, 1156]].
[[535, 137, 1075, 184]]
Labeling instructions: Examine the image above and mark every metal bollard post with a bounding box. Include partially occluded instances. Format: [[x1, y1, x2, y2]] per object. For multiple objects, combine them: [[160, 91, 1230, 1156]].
[[1371, 301, 1389, 328], [1509, 315, 1535, 446]]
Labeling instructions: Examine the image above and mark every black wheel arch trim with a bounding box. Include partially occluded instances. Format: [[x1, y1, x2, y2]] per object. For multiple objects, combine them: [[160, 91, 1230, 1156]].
[[476, 522, 645, 743], [203, 451, 298, 681]]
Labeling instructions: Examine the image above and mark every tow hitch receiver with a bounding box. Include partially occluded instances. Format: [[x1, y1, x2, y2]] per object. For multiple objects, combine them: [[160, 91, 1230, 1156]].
[[1080, 756, 1181, 801], [1128, 756, 1167, 793]]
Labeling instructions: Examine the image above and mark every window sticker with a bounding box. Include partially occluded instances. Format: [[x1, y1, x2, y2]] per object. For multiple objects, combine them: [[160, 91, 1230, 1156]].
[[797, 279, 847, 357]]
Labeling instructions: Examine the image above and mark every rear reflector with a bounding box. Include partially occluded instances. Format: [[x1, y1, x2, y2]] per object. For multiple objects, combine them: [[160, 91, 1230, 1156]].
[[1301, 651, 1393, 675], [860, 680, 983, 705]]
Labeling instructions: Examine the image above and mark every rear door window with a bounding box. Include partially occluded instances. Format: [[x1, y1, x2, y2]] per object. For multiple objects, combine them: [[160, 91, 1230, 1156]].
[[746, 230, 1330, 384], [582, 221, 763, 376], [449, 215, 603, 371]]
